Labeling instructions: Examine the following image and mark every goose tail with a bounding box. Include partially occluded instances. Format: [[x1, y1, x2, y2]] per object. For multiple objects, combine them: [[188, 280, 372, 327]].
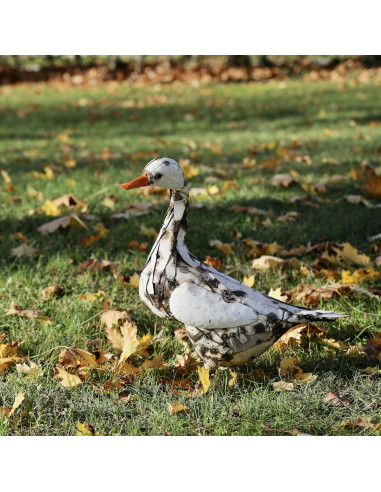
[[290, 308, 349, 324]]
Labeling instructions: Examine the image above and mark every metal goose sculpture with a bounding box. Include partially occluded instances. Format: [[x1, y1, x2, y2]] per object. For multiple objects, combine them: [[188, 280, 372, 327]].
[[120, 157, 347, 370]]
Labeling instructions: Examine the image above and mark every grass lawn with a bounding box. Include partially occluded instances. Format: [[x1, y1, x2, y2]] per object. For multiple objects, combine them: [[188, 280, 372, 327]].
[[0, 74, 380, 436]]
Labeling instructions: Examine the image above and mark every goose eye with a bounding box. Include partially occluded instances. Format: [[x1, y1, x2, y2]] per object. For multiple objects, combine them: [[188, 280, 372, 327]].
[[155, 173, 162, 179]]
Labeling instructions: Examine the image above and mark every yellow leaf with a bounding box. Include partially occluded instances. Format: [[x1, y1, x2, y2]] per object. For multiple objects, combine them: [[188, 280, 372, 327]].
[[63, 158, 76, 169], [243, 275, 255, 288], [101, 197, 116, 209], [41, 199, 62, 217], [179, 159, 200, 179], [341, 269, 380, 284], [167, 401, 190, 415], [27, 186, 43, 201], [76, 421, 99, 436], [6, 392, 25, 419], [11, 232, 30, 243], [320, 338, 348, 350], [1, 169, 11, 184], [206, 185, 219, 195], [333, 242, 370, 267], [360, 367, 380, 375], [267, 287, 288, 302], [228, 369, 237, 388], [197, 366, 210, 394], [100, 310, 130, 332], [128, 272, 140, 288], [79, 290, 112, 304], [209, 239, 234, 255], [54, 366, 83, 388]]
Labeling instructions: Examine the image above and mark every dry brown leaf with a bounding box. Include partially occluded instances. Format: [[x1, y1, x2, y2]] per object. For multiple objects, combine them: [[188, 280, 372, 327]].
[[59, 347, 97, 368], [10, 244, 40, 258], [100, 310, 130, 331], [5, 301, 45, 319], [231, 205, 268, 216], [362, 334, 381, 363], [271, 174, 296, 187], [277, 211, 299, 223], [323, 392, 350, 406], [78, 258, 117, 274], [364, 174, 381, 197], [204, 256, 222, 269], [273, 323, 326, 351], [37, 214, 87, 235], [40, 285, 65, 299], [271, 381, 295, 392]]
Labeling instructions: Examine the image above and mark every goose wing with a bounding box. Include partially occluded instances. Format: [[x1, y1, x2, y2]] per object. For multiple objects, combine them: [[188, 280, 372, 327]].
[[169, 281, 257, 329]]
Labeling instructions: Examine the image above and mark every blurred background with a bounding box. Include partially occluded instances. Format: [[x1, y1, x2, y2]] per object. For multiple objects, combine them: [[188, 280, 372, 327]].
[[1, 55, 381, 85]]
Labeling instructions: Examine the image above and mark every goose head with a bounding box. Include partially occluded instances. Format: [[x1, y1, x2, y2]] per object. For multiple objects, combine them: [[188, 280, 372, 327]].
[[120, 157, 185, 191]]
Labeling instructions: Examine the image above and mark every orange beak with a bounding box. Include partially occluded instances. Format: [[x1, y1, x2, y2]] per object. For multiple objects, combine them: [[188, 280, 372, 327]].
[[120, 172, 150, 190]]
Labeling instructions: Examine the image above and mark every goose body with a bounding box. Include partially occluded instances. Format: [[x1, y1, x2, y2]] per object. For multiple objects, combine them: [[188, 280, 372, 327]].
[[121, 157, 347, 369]]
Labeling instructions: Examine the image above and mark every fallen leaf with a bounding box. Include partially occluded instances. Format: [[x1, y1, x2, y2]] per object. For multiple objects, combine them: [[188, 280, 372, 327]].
[[273, 323, 326, 350], [277, 211, 299, 223], [197, 366, 210, 394], [204, 256, 222, 269], [100, 310, 130, 331], [167, 401, 190, 415], [76, 421, 99, 436], [80, 290, 112, 304], [37, 214, 87, 235], [231, 205, 268, 216], [54, 366, 83, 388], [267, 287, 288, 302], [16, 361, 42, 380], [362, 334, 381, 363], [252, 255, 284, 270], [10, 244, 40, 258], [323, 392, 350, 406], [40, 285, 65, 299], [5, 301, 46, 320], [6, 392, 25, 420], [364, 174, 381, 197], [341, 268, 380, 284], [78, 258, 117, 274], [59, 347, 97, 368], [1, 169, 11, 184], [209, 239, 234, 255], [271, 381, 295, 392], [228, 369, 238, 388], [11, 232, 30, 243], [243, 275, 255, 288], [271, 174, 296, 187], [332, 242, 370, 267], [41, 199, 62, 217]]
